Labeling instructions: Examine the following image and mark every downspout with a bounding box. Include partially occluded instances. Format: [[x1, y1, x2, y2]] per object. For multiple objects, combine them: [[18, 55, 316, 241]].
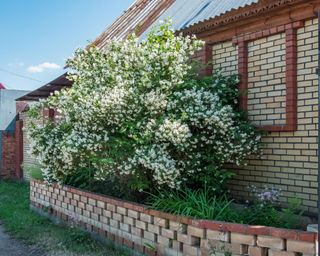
[[317, 10, 320, 256]]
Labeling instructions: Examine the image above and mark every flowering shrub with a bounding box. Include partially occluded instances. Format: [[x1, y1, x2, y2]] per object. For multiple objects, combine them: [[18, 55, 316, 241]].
[[28, 22, 261, 192]]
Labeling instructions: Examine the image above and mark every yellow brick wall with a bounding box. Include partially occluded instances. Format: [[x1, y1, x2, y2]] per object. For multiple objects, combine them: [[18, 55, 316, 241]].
[[20, 111, 40, 180], [212, 41, 238, 76], [212, 18, 318, 214], [247, 33, 287, 126]]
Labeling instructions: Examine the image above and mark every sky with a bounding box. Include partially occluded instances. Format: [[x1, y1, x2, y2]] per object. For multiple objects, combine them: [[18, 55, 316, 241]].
[[0, 0, 134, 91]]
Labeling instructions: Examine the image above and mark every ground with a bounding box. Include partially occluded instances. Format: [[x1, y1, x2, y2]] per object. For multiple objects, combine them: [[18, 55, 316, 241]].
[[0, 224, 43, 256], [0, 181, 130, 256]]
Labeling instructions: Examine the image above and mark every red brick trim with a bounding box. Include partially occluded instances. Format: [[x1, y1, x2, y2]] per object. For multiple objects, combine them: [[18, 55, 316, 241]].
[[193, 44, 213, 76], [232, 21, 304, 44], [234, 22, 302, 132]]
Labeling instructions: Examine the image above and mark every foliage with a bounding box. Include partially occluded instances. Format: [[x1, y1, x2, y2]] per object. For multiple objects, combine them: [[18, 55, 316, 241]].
[[280, 198, 304, 229], [22, 164, 44, 180], [28, 21, 261, 193], [239, 186, 304, 229], [149, 186, 304, 229], [148, 188, 238, 222], [63, 169, 147, 203], [0, 181, 130, 256]]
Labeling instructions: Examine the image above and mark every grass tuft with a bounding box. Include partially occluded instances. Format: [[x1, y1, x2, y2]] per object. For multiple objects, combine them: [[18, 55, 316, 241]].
[[0, 181, 130, 256], [148, 188, 238, 222]]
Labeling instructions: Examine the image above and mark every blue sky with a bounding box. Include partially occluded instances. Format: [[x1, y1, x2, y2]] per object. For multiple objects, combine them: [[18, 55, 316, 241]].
[[0, 0, 133, 91]]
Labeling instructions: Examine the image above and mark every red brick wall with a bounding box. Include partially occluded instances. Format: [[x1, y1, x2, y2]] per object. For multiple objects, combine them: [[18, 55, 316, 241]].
[[1, 132, 16, 179], [0, 120, 23, 179]]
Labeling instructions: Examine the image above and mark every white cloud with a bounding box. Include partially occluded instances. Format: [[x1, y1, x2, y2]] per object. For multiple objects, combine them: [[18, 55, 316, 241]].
[[27, 62, 61, 73]]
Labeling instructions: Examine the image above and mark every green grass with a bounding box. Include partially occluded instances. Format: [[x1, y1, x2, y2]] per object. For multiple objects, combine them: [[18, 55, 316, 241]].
[[0, 180, 130, 256]]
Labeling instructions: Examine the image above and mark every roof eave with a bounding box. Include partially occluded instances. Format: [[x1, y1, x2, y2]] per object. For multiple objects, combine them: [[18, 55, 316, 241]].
[[180, 0, 316, 36], [16, 73, 72, 101]]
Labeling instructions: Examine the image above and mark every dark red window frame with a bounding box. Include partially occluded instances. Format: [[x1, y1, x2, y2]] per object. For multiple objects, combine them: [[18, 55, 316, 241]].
[[233, 21, 304, 132]]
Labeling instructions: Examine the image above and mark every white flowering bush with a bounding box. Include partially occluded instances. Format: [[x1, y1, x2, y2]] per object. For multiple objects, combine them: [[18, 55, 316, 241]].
[[28, 22, 261, 193]]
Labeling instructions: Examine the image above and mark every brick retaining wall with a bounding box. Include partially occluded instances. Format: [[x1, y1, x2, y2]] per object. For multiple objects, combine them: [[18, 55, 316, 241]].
[[30, 179, 317, 256]]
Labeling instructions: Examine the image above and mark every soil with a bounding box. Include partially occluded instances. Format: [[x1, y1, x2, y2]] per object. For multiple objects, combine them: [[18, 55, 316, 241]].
[[0, 225, 44, 256]]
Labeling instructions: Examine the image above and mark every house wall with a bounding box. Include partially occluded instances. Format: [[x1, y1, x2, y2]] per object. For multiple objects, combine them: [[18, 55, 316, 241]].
[[20, 6, 319, 215], [19, 109, 41, 180], [210, 18, 318, 214]]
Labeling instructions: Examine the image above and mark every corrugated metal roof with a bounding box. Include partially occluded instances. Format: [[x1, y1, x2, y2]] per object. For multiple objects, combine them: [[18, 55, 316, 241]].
[[16, 73, 72, 101], [93, 0, 174, 48], [0, 89, 30, 130], [95, 0, 260, 46], [141, 0, 258, 37]]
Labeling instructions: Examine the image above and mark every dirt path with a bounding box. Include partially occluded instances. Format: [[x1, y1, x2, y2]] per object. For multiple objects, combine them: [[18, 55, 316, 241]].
[[0, 225, 44, 256]]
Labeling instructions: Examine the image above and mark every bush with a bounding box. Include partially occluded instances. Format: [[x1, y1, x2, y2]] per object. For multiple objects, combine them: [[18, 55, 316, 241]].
[[28, 21, 261, 194], [63, 169, 147, 203]]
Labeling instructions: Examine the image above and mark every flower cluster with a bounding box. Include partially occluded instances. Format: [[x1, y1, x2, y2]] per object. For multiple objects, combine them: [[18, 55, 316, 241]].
[[249, 185, 282, 205], [156, 119, 192, 146], [28, 21, 261, 191]]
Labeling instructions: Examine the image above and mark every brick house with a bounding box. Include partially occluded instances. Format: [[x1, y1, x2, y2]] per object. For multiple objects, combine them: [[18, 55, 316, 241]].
[[18, 0, 320, 215], [0, 84, 29, 178], [16, 74, 72, 179]]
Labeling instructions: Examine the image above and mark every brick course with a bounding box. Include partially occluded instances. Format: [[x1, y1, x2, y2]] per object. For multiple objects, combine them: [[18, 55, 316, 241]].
[[30, 180, 317, 256]]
